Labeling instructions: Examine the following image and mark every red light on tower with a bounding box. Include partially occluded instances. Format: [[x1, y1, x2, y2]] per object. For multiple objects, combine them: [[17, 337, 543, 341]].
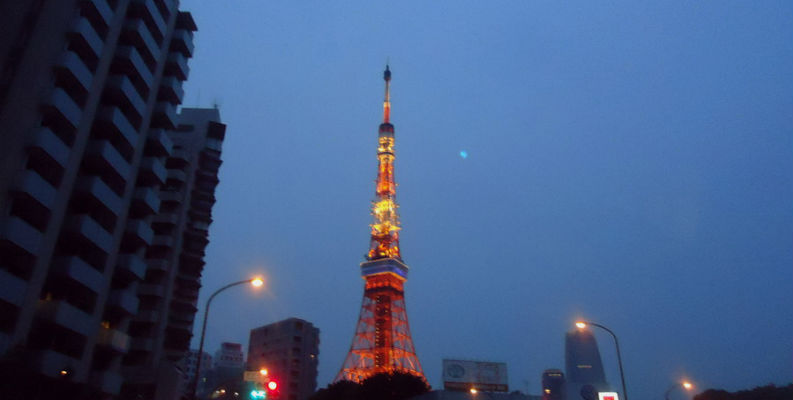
[[267, 381, 277, 391]]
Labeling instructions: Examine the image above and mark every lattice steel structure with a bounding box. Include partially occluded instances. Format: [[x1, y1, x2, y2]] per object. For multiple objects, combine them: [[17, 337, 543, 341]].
[[335, 66, 425, 384]]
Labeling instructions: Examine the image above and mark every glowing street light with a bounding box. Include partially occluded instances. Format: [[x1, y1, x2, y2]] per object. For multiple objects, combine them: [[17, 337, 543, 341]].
[[665, 380, 695, 400], [470, 388, 478, 394], [575, 320, 628, 400], [191, 277, 265, 399]]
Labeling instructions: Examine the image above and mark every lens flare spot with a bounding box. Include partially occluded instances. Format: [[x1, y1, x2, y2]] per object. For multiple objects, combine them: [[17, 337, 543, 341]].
[[459, 150, 468, 159]]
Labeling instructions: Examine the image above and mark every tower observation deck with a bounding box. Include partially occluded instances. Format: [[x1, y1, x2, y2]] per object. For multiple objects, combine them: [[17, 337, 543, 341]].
[[335, 66, 425, 383]]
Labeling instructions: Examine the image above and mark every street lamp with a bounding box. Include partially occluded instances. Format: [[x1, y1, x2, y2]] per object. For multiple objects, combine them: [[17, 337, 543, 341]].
[[191, 277, 265, 399], [665, 381, 695, 400], [575, 321, 628, 400]]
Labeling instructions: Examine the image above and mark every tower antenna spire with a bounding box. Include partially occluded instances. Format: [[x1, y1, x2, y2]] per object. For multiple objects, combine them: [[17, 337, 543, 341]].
[[383, 64, 391, 124]]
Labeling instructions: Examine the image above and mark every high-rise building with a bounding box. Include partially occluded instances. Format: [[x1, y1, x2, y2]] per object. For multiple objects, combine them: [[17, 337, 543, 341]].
[[564, 329, 610, 400], [336, 66, 425, 383], [248, 318, 320, 400], [121, 107, 226, 399], [542, 369, 566, 400], [0, 2, 222, 399]]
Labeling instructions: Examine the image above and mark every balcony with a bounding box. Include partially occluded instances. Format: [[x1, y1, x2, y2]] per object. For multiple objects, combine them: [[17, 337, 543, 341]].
[[52, 256, 105, 294], [165, 51, 189, 80], [170, 29, 194, 57], [29, 350, 80, 379], [12, 170, 58, 210], [90, 370, 123, 395], [81, 0, 114, 32], [68, 18, 104, 65], [126, 219, 154, 246], [105, 76, 146, 125], [114, 46, 153, 93], [116, 253, 147, 281], [131, 0, 166, 41], [171, 293, 197, 313], [37, 300, 94, 336], [152, 234, 174, 248], [0, 269, 28, 306], [167, 169, 186, 183], [122, 20, 160, 67], [152, 102, 176, 129], [133, 187, 160, 215], [138, 283, 165, 298], [167, 316, 192, 331], [75, 175, 123, 216], [42, 88, 82, 141], [95, 106, 138, 159], [153, 212, 178, 226], [107, 289, 139, 315], [135, 309, 160, 322], [176, 11, 197, 31], [147, 129, 172, 156], [159, 190, 182, 203], [67, 214, 113, 254], [28, 127, 71, 172], [0, 216, 42, 255], [129, 337, 154, 352], [96, 327, 130, 354], [146, 258, 169, 272], [139, 157, 167, 185], [158, 76, 183, 105], [55, 51, 94, 96], [84, 140, 131, 193]]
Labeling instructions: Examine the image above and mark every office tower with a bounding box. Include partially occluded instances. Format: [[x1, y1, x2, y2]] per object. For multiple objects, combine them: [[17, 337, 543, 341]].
[[542, 369, 566, 400], [248, 318, 320, 400], [121, 108, 226, 399], [565, 329, 610, 400], [336, 66, 425, 383], [0, 2, 215, 399]]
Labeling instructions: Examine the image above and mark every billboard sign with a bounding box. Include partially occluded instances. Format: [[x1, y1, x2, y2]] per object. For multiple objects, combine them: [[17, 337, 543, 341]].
[[598, 392, 620, 400], [442, 359, 508, 392]]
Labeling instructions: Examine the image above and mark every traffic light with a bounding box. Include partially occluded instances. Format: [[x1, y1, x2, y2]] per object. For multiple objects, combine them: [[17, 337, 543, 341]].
[[265, 379, 279, 399], [247, 378, 278, 399]]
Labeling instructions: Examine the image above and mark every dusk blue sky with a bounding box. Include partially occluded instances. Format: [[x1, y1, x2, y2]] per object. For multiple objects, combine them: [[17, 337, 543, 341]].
[[179, 1, 792, 399]]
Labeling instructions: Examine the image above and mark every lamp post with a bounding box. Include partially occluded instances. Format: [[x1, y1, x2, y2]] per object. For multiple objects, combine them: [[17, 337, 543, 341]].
[[665, 381, 694, 400], [191, 277, 264, 399], [575, 321, 628, 400]]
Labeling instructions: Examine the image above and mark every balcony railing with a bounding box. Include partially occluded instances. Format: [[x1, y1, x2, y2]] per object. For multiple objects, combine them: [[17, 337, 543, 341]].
[[53, 256, 105, 294]]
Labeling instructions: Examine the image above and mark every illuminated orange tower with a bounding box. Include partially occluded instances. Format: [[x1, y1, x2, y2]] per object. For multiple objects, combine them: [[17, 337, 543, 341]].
[[336, 66, 425, 383]]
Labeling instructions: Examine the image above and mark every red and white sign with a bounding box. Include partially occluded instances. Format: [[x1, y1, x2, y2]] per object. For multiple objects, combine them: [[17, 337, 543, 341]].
[[599, 392, 620, 400]]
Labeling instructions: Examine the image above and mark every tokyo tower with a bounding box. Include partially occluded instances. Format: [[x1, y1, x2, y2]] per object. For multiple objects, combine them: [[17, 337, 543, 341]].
[[335, 66, 426, 383]]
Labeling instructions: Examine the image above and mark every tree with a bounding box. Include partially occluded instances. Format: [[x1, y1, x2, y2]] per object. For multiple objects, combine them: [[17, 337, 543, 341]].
[[359, 372, 430, 400], [309, 379, 361, 400], [309, 373, 430, 400], [694, 384, 793, 400]]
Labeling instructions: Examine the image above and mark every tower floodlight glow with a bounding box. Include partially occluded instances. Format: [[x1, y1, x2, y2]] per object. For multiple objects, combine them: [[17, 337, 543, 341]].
[[335, 66, 425, 384]]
